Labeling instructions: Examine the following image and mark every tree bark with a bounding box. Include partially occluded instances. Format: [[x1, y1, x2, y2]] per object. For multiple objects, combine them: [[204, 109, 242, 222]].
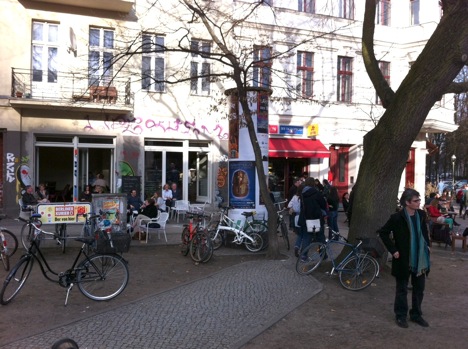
[[352, 1, 468, 243]]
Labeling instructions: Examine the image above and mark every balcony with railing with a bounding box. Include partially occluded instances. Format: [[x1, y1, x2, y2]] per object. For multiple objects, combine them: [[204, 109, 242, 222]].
[[10, 68, 133, 117]]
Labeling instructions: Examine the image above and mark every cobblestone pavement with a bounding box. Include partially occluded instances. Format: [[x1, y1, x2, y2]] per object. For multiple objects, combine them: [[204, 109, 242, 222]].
[[0, 215, 322, 349], [1, 259, 320, 349]]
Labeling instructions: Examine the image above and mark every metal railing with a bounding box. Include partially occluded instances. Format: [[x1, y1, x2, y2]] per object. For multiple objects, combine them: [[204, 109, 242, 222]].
[[11, 68, 133, 107]]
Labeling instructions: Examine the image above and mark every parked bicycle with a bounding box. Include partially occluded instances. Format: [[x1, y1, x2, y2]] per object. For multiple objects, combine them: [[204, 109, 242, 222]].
[[295, 228, 379, 291], [20, 215, 62, 251], [0, 218, 19, 271], [209, 206, 264, 252], [1, 213, 130, 305], [276, 208, 290, 250], [181, 212, 213, 263]]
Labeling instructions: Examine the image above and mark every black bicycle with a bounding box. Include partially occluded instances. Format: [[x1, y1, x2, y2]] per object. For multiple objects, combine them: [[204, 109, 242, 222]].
[[0, 218, 19, 271], [1, 213, 130, 305]]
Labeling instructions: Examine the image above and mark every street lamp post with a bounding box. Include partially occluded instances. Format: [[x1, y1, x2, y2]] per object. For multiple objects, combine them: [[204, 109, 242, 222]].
[[451, 154, 456, 196]]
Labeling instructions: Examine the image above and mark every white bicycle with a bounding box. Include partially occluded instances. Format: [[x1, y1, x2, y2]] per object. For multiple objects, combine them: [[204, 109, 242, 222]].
[[209, 207, 264, 252]]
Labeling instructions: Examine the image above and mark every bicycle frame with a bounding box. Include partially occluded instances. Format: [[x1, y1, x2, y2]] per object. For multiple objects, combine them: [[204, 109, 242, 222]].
[[215, 214, 257, 244], [323, 238, 362, 275]]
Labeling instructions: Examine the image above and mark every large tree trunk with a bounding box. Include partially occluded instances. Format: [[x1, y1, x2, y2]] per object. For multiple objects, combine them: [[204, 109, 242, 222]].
[[351, 1, 468, 242]]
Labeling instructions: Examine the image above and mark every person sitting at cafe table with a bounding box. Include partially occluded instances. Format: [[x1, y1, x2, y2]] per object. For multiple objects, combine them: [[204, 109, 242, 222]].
[[438, 194, 460, 226], [427, 198, 454, 229], [79, 185, 93, 202], [150, 191, 167, 212], [22, 185, 40, 207], [36, 183, 50, 203], [131, 198, 160, 240]]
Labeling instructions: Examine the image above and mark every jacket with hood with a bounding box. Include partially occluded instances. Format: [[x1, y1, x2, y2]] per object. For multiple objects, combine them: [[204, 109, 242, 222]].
[[298, 186, 328, 228]]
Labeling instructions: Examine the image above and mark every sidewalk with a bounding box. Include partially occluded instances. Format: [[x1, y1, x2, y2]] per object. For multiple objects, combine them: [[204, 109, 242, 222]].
[[0, 212, 332, 349]]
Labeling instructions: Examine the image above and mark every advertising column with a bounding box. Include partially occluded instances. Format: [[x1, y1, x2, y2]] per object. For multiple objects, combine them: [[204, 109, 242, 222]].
[[226, 88, 270, 224]]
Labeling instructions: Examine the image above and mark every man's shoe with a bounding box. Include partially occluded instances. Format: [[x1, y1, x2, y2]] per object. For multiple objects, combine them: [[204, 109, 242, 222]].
[[396, 318, 408, 328], [294, 247, 299, 257], [454, 222, 461, 226], [410, 317, 429, 327]]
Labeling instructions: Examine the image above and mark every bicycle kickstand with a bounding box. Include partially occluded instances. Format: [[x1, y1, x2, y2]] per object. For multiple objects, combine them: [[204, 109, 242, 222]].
[[65, 283, 74, 306]]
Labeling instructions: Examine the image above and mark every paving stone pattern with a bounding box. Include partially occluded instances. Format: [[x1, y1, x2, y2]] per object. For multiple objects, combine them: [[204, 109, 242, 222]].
[[1, 259, 321, 349]]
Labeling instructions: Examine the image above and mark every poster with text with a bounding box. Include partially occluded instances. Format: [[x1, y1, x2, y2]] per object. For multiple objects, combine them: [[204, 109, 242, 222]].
[[229, 161, 256, 209]]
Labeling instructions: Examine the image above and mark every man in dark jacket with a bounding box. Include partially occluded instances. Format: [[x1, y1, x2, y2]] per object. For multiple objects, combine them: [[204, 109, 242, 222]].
[[297, 177, 328, 256], [378, 188, 430, 329]]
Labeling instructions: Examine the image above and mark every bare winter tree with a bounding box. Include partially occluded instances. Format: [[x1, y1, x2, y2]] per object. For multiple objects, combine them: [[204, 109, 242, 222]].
[[113, 0, 354, 259], [354, 0, 468, 244]]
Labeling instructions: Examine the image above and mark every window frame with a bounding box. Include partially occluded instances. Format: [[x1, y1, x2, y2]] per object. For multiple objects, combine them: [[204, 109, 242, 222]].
[[410, 0, 420, 25], [296, 51, 314, 99], [31, 21, 59, 83], [88, 27, 115, 87], [141, 33, 165, 92], [190, 40, 212, 95], [375, 61, 390, 105], [337, 56, 353, 103], [339, 0, 354, 20], [253, 46, 272, 88], [376, 0, 391, 26], [298, 0, 315, 13]]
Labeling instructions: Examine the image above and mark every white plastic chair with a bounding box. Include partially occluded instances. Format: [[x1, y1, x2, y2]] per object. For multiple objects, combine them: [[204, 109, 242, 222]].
[[172, 200, 189, 223], [140, 212, 169, 243]]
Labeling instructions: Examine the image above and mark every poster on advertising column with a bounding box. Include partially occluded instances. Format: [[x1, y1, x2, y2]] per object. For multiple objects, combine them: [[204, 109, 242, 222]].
[[229, 161, 256, 209]]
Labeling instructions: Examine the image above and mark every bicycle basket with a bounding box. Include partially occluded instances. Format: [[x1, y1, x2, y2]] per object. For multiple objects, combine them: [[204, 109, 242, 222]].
[[95, 231, 131, 254]]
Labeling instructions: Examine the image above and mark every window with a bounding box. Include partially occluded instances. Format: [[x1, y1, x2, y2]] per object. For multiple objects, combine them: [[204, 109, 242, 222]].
[[142, 34, 165, 92], [337, 56, 353, 103], [298, 0, 315, 13], [88, 27, 114, 86], [375, 61, 390, 105], [339, 0, 354, 19], [190, 40, 211, 95], [253, 46, 272, 88], [410, 0, 420, 25], [376, 0, 391, 26], [263, 0, 273, 5], [296, 51, 314, 98], [32, 21, 58, 83]]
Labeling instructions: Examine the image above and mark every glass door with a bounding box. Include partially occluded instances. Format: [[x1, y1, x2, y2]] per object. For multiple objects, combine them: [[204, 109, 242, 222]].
[[189, 151, 209, 202]]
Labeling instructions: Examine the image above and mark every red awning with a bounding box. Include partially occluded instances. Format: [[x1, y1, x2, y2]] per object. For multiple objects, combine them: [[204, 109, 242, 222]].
[[269, 138, 330, 158]]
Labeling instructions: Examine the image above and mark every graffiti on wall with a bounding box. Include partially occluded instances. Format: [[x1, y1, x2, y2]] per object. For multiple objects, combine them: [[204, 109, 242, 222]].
[[84, 116, 229, 140], [6, 153, 31, 198]]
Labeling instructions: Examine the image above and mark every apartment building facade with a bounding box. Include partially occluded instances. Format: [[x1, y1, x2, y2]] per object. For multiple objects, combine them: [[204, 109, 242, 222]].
[[0, 0, 457, 217]]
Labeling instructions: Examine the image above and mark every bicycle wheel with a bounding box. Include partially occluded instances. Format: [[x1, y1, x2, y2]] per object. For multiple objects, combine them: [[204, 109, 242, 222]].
[[244, 232, 263, 252], [339, 254, 377, 291], [0, 255, 34, 305], [189, 231, 213, 263], [180, 227, 190, 256], [209, 229, 224, 250], [20, 223, 35, 250], [1, 229, 19, 257], [0, 252, 9, 272], [77, 254, 129, 301], [295, 242, 326, 276], [280, 221, 290, 250], [245, 222, 268, 250]]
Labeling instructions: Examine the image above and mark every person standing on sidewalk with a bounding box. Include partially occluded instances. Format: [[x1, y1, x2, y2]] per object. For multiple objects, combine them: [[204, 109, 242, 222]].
[[378, 188, 431, 329]]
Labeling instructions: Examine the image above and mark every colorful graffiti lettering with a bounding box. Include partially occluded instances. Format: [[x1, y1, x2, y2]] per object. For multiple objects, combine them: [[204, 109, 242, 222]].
[[83, 116, 228, 139]]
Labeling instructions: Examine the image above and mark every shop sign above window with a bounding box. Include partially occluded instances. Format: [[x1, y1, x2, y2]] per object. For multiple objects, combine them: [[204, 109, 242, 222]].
[[279, 125, 303, 135]]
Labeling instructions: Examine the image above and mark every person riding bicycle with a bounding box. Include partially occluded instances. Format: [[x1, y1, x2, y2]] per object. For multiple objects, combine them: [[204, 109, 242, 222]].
[[378, 188, 430, 329]]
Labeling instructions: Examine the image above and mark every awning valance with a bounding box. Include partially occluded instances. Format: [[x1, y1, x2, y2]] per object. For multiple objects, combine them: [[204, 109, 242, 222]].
[[269, 138, 330, 158]]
